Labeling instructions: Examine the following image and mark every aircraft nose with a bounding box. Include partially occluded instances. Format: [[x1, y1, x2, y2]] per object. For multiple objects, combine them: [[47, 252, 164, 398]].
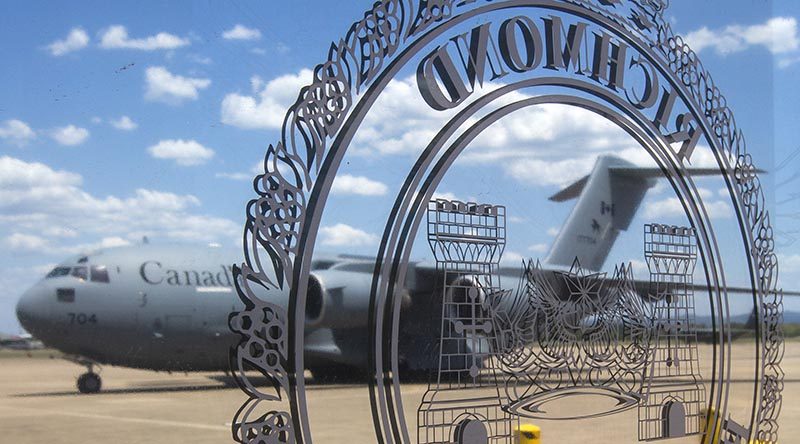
[[16, 286, 46, 335]]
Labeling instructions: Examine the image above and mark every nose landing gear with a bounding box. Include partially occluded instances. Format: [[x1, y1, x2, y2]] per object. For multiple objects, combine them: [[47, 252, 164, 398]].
[[77, 371, 102, 394], [65, 355, 102, 394]]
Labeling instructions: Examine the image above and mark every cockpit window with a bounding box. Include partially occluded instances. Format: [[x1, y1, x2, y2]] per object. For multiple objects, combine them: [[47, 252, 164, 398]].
[[90, 265, 110, 283], [71, 266, 88, 281], [46, 267, 70, 278]]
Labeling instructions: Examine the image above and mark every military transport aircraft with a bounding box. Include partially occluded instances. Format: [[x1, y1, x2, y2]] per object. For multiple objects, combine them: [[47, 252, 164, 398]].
[[15, 155, 784, 393]]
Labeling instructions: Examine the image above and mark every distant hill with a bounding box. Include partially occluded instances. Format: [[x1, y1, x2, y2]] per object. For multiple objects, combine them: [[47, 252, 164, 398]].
[[785, 311, 800, 324], [695, 311, 800, 326]]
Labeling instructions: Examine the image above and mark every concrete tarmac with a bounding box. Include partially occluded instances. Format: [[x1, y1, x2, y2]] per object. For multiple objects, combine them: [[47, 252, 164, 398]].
[[0, 341, 797, 443]]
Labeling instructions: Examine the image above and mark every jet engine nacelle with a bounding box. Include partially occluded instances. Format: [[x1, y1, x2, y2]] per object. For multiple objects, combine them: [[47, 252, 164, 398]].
[[445, 275, 490, 327], [305, 270, 374, 329]]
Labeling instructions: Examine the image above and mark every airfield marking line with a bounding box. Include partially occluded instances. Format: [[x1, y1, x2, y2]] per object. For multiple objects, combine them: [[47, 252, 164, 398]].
[[0, 404, 228, 431]]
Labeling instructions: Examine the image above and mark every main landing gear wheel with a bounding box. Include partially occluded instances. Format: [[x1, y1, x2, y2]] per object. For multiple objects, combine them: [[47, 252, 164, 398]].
[[77, 372, 102, 394]]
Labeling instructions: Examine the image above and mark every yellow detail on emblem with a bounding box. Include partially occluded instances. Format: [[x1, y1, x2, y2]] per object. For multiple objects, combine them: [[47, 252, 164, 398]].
[[702, 408, 770, 444], [702, 408, 721, 444], [515, 424, 541, 444]]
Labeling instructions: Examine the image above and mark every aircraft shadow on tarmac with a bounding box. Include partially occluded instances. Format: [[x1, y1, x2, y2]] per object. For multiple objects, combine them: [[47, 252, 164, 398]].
[[11, 374, 373, 398], [12, 373, 791, 398]]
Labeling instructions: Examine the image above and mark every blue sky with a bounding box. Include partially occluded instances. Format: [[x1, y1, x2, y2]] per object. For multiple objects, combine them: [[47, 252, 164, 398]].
[[1, 0, 800, 332]]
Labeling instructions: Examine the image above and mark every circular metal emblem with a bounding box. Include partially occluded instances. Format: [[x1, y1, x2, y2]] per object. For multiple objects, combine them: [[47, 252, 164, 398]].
[[228, 1, 784, 443]]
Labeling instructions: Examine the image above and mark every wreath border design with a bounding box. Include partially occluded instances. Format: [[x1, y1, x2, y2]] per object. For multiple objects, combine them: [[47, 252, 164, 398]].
[[227, 1, 784, 442]]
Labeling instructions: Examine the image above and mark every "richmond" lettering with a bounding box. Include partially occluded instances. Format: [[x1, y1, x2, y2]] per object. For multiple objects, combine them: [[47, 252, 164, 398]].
[[416, 15, 702, 162]]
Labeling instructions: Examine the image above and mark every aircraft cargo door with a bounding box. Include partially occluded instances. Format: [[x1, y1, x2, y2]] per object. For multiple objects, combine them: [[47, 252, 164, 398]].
[[194, 286, 238, 370], [136, 284, 198, 371]]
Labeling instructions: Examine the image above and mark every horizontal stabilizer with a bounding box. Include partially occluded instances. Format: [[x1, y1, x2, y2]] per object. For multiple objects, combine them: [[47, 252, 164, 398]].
[[608, 166, 756, 178], [611, 166, 717, 177], [548, 165, 760, 203]]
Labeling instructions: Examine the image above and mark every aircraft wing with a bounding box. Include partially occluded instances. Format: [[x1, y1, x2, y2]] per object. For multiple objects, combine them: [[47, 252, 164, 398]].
[[627, 279, 800, 300], [304, 258, 798, 372]]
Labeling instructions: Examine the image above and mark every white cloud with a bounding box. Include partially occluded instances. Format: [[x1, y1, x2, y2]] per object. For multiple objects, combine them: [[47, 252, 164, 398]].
[[507, 156, 597, 187], [94, 236, 131, 248], [350, 75, 457, 157], [547, 227, 560, 237], [99, 25, 189, 51], [778, 55, 800, 68], [222, 24, 262, 41], [3, 233, 131, 262], [51, 125, 89, 146], [46, 27, 89, 56], [126, 188, 201, 209], [216, 161, 263, 182], [145, 66, 211, 105], [0, 156, 82, 189], [630, 259, 650, 276], [331, 175, 388, 196], [346, 76, 597, 160], [777, 254, 800, 290], [684, 27, 741, 55], [528, 243, 549, 254], [644, 197, 684, 219], [62, 237, 132, 255], [110, 115, 138, 131], [236, 68, 725, 210], [0, 156, 239, 250], [221, 70, 312, 129], [684, 17, 799, 58], [463, 112, 650, 174], [4, 233, 49, 251], [343, 75, 648, 187], [500, 250, 525, 266], [3, 232, 130, 255], [0, 119, 35, 146], [643, 188, 732, 220], [147, 139, 214, 166], [500, 141, 712, 187], [188, 54, 213, 65], [215, 172, 252, 181], [43, 227, 78, 238], [432, 191, 462, 202], [319, 223, 378, 247], [351, 73, 727, 189], [703, 201, 734, 219]]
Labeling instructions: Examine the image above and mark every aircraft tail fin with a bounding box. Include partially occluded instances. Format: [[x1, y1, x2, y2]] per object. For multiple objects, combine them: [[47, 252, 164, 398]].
[[545, 156, 654, 271], [544, 156, 730, 271]]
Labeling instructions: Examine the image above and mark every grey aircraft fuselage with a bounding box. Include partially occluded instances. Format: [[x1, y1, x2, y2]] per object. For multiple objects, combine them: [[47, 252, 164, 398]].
[[15, 244, 462, 374], [16, 245, 248, 371], [12, 241, 518, 374], [14, 241, 764, 377]]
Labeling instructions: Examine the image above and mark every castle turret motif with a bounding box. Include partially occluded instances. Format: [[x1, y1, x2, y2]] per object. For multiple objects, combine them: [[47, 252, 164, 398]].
[[417, 199, 514, 444], [419, 200, 705, 443], [638, 224, 706, 440]]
